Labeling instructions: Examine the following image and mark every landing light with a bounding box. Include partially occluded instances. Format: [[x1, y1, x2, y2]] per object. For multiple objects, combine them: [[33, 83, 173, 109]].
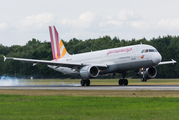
[[141, 68, 145, 71]]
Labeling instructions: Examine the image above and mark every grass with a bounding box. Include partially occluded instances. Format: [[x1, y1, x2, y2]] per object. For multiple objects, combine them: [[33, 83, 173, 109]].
[[0, 79, 179, 119], [1, 90, 179, 97], [0, 95, 179, 120]]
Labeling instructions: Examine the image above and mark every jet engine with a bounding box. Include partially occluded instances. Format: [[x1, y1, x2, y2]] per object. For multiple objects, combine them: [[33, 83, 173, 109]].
[[80, 66, 99, 79], [138, 66, 157, 80]]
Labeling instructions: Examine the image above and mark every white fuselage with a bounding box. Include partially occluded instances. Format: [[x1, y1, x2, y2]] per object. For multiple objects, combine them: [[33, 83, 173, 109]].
[[48, 44, 162, 77]]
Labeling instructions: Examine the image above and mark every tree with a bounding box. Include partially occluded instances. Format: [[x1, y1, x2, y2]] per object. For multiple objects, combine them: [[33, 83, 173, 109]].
[[0, 36, 178, 78]]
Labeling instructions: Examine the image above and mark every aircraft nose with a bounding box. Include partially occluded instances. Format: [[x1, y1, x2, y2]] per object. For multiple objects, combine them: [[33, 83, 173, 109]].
[[152, 53, 162, 64]]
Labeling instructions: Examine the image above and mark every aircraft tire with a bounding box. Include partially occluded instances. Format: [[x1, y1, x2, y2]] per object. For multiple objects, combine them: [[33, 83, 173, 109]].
[[141, 78, 147, 82], [81, 79, 86, 86], [118, 79, 123, 86], [124, 79, 128, 86], [86, 80, 90, 86]]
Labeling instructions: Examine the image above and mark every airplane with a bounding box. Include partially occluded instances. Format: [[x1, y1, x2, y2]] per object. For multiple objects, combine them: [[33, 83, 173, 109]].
[[3, 26, 177, 86]]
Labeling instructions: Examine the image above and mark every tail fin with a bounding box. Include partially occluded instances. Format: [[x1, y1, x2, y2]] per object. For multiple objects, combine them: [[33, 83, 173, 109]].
[[49, 26, 70, 59]]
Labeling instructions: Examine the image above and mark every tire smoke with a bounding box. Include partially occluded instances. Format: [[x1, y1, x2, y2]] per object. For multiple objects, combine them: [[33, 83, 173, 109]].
[[0, 76, 21, 86]]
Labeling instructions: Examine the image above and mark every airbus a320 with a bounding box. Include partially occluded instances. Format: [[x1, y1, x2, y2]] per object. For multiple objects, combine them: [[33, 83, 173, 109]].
[[4, 26, 176, 86]]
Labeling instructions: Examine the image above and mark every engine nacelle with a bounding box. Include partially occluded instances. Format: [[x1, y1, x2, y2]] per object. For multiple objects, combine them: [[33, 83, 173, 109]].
[[80, 66, 99, 79], [138, 66, 157, 79]]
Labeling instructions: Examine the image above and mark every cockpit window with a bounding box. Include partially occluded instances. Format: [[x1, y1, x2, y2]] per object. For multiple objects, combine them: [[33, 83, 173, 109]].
[[141, 49, 158, 53], [149, 49, 154, 52], [154, 49, 158, 52]]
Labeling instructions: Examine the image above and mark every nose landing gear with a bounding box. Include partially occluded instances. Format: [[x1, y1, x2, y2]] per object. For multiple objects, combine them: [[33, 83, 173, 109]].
[[141, 77, 147, 82]]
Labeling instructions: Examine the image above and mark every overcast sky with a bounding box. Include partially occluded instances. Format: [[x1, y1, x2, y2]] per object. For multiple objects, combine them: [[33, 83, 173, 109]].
[[0, 0, 179, 46]]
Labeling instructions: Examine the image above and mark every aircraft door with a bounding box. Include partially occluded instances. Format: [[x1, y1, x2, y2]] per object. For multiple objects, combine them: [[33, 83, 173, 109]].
[[101, 53, 106, 63], [131, 47, 138, 60]]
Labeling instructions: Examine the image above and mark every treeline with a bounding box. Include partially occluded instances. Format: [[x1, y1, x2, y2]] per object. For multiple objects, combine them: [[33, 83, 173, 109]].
[[0, 35, 178, 79]]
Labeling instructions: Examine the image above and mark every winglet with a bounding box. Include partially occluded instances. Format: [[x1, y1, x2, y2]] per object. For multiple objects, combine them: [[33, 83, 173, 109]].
[[3, 56, 14, 62], [3, 55, 6, 62]]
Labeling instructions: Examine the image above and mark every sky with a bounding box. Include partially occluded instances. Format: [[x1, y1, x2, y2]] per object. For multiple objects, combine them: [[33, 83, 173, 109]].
[[0, 0, 179, 46]]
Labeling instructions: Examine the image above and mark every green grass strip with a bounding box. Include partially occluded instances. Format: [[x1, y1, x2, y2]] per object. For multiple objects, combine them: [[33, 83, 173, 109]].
[[0, 95, 179, 120]]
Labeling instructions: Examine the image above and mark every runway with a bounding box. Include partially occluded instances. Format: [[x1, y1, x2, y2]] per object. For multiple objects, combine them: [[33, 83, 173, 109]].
[[0, 85, 179, 90]]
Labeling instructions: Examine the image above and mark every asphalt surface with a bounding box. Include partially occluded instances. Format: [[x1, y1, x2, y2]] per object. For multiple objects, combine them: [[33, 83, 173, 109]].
[[0, 85, 179, 90]]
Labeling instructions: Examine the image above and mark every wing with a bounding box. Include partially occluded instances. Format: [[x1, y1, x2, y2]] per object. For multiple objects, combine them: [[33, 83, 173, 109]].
[[3, 56, 108, 69], [158, 59, 177, 65]]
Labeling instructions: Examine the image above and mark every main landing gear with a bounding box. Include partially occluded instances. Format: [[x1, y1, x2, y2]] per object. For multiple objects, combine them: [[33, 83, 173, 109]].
[[81, 79, 90, 86], [118, 73, 128, 86], [118, 79, 128, 85]]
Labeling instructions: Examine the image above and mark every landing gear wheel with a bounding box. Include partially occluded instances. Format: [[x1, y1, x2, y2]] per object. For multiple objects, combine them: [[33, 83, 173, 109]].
[[124, 79, 128, 86], [86, 80, 90, 86], [118, 79, 123, 85], [119, 79, 128, 86], [118, 72, 129, 86], [141, 78, 147, 82], [81, 79, 86, 86]]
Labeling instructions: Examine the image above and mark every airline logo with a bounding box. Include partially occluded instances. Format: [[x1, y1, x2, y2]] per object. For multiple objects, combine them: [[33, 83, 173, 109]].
[[140, 55, 144, 59], [59, 40, 67, 58], [107, 47, 133, 56], [49, 26, 68, 59]]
